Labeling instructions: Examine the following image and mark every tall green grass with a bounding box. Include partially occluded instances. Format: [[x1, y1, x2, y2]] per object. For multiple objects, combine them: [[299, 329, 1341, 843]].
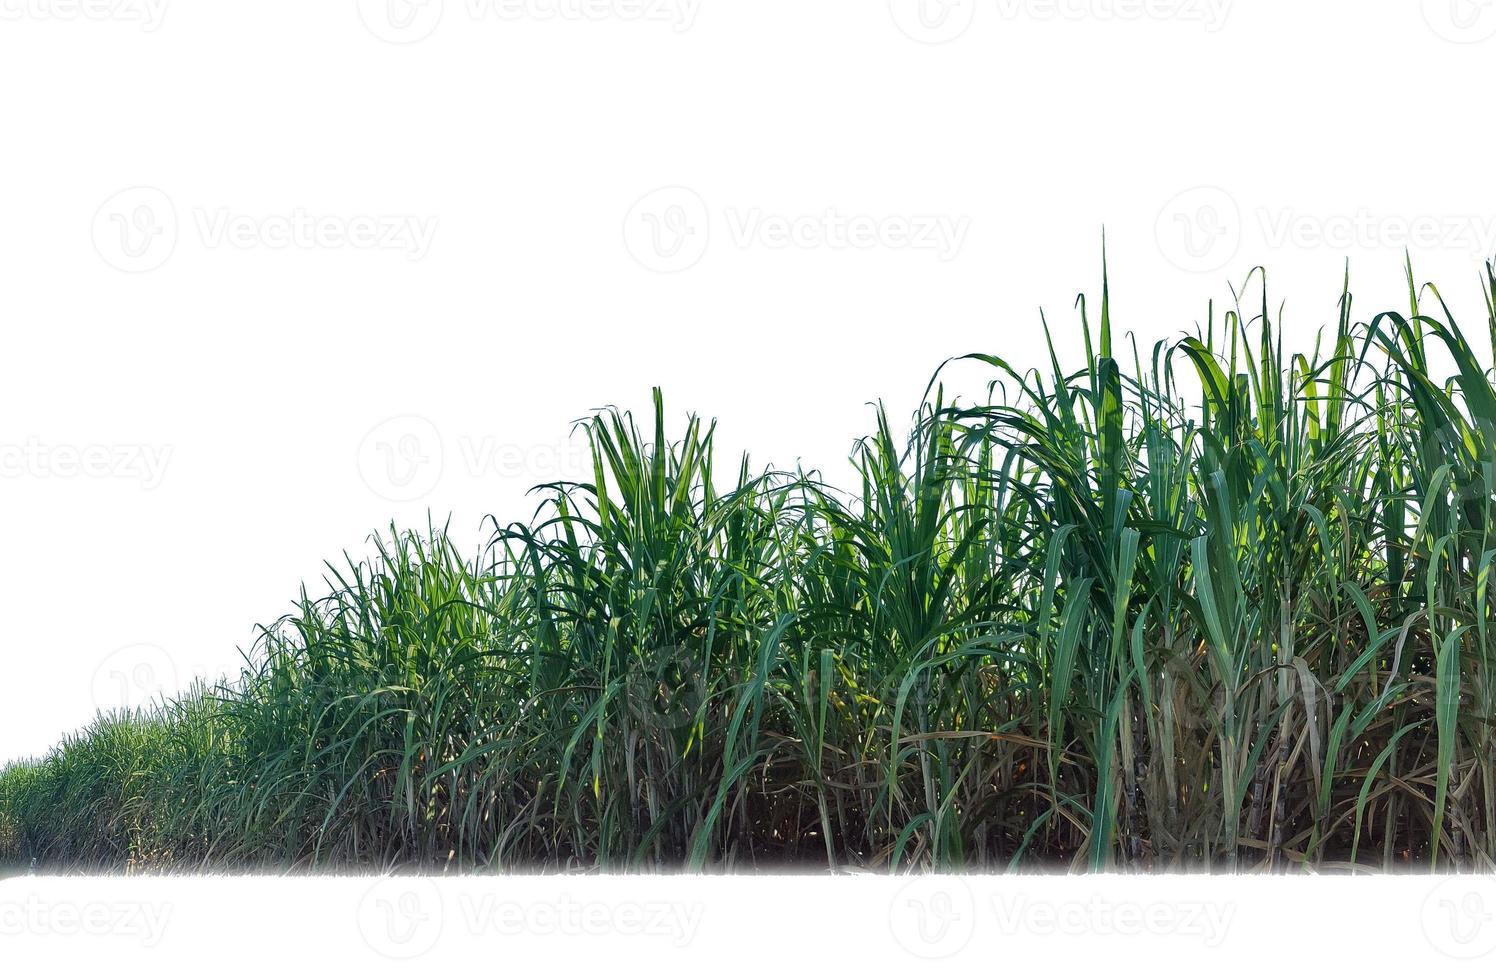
[[5, 260, 1496, 872]]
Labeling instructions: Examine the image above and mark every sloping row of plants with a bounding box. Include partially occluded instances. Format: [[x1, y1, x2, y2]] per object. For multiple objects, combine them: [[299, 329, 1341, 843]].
[[5, 260, 1496, 872]]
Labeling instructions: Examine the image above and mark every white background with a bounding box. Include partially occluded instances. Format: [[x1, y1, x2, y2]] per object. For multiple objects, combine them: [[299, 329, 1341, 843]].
[[3, 0, 1495, 759], [2, 0, 1495, 969], [6, 874, 1496, 976]]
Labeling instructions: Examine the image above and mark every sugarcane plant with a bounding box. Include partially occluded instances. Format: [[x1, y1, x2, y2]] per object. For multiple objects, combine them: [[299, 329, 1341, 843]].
[[4, 257, 1496, 873]]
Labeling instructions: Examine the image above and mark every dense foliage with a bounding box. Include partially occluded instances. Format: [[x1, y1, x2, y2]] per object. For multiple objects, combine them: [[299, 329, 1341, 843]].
[[6, 262, 1496, 873]]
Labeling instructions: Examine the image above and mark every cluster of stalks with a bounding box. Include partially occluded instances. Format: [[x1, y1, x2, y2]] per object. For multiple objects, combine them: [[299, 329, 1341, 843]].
[[5, 261, 1496, 873]]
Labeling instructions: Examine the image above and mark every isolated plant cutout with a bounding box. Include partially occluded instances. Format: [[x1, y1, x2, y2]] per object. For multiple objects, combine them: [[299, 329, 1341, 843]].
[[8, 260, 1496, 875]]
